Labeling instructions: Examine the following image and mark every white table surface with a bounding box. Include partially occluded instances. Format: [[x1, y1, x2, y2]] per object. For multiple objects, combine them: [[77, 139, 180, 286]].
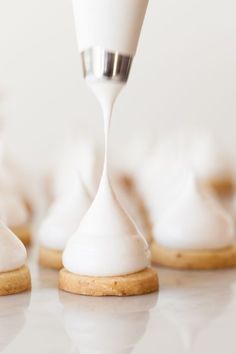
[[1, 246, 236, 354]]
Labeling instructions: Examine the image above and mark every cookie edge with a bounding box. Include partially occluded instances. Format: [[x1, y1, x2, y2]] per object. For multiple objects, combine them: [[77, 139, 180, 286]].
[[0, 265, 31, 296], [151, 241, 236, 270], [59, 267, 159, 296]]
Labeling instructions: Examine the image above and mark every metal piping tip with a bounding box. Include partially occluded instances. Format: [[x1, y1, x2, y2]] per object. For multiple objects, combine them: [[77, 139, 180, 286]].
[[81, 47, 133, 83]]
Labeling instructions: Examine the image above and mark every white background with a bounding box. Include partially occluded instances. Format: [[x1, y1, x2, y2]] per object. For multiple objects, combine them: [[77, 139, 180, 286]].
[[0, 0, 235, 174]]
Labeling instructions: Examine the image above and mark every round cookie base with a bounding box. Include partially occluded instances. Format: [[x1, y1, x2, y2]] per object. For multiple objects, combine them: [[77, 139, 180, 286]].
[[39, 246, 63, 270], [12, 225, 31, 247], [59, 267, 159, 296], [0, 265, 31, 296], [151, 242, 236, 270]]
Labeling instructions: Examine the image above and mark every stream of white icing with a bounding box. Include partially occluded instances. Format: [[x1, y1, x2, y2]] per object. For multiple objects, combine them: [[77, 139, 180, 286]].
[[63, 81, 150, 276]]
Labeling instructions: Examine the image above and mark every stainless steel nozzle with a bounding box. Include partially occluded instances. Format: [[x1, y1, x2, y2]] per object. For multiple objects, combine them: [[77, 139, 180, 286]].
[[81, 47, 133, 83]]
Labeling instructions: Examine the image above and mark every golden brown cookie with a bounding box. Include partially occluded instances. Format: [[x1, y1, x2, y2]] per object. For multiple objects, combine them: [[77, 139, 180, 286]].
[[0, 265, 31, 296], [12, 225, 31, 247], [151, 241, 236, 270], [59, 267, 158, 296], [206, 178, 234, 198], [39, 246, 63, 270]]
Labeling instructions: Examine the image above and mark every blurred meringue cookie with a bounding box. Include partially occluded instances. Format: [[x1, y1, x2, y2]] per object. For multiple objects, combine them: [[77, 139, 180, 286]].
[[191, 133, 234, 197], [39, 173, 92, 270], [0, 112, 33, 245], [154, 174, 234, 250], [151, 172, 236, 270], [0, 167, 31, 246], [130, 130, 236, 269], [0, 222, 31, 295]]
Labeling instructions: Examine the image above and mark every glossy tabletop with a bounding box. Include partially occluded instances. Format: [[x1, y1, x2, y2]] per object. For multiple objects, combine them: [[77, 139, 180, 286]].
[[1, 246, 236, 354]]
